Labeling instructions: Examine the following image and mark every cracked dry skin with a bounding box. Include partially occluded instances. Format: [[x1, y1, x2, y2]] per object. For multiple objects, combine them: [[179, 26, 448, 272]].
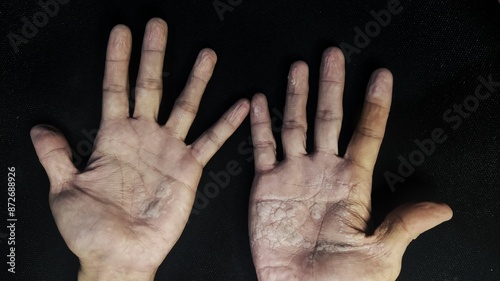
[[249, 154, 399, 281]]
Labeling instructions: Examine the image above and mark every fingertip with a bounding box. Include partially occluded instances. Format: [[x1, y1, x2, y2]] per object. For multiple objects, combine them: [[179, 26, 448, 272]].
[[322, 47, 345, 66], [30, 124, 74, 166], [192, 48, 217, 81], [251, 93, 269, 119], [110, 24, 131, 36], [250, 94, 268, 119], [144, 18, 168, 48], [147, 17, 168, 32], [444, 204, 453, 220], [30, 125, 44, 140], [199, 48, 217, 64], [290, 60, 309, 74], [415, 201, 453, 220], [375, 67, 392, 75], [252, 93, 267, 104], [239, 98, 251, 115], [239, 97, 251, 108], [30, 125, 77, 191], [107, 26, 132, 62], [323, 46, 343, 55], [395, 201, 454, 238], [30, 124, 59, 141], [367, 68, 393, 103], [433, 202, 453, 221], [288, 61, 309, 90], [370, 68, 393, 86]]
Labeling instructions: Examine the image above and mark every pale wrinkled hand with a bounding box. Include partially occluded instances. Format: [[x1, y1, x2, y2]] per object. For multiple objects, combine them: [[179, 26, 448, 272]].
[[31, 18, 249, 279], [248, 48, 452, 281]]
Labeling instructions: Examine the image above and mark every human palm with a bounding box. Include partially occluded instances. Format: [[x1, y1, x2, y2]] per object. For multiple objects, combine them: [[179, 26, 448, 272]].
[[49, 118, 202, 271], [249, 48, 452, 281], [31, 19, 249, 279]]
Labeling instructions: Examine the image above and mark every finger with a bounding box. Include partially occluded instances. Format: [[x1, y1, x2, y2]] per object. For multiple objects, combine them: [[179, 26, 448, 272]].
[[344, 69, 392, 171], [315, 47, 345, 155], [190, 99, 250, 166], [30, 125, 78, 194], [282, 61, 309, 158], [376, 202, 453, 257], [102, 25, 132, 120], [250, 93, 277, 172], [165, 49, 217, 140], [133, 18, 168, 120]]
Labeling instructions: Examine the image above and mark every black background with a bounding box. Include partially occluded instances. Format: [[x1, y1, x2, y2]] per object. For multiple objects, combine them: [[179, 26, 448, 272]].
[[1, 0, 499, 280]]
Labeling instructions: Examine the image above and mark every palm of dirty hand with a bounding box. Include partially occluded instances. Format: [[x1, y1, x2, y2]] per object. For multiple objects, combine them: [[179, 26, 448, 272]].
[[252, 152, 394, 281], [249, 48, 452, 281], [31, 19, 249, 272]]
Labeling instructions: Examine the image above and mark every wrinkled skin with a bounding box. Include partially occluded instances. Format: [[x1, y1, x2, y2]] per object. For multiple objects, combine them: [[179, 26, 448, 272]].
[[248, 48, 453, 281], [31, 18, 249, 280]]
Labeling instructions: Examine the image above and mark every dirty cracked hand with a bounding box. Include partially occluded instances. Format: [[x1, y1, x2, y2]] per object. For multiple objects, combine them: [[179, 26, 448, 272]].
[[248, 48, 452, 281], [30, 18, 249, 281]]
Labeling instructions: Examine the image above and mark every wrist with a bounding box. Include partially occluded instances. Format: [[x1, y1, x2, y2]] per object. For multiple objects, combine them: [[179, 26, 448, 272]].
[[78, 264, 157, 281], [255, 266, 301, 281]]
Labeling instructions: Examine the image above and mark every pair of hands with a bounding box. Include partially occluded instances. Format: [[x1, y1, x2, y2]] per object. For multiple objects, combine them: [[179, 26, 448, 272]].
[[31, 18, 452, 281]]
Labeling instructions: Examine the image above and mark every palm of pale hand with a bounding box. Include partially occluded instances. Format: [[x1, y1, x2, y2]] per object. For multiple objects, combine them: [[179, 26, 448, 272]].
[[31, 19, 249, 275], [50, 119, 201, 271], [249, 48, 452, 281]]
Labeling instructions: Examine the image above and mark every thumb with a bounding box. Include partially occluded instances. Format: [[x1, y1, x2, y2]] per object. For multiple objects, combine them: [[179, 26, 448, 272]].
[[30, 125, 78, 193], [375, 202, 453, 257]]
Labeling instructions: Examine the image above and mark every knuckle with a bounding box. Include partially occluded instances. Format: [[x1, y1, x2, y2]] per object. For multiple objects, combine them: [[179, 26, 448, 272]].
[[103, 83, 128, 93], [355, 126, 383, 140], [282, 119, 307, 131], [136, 78, 163, 91], [206, 129, 223, 148], [175, 99, 199, 114], [253, 140, 275, 149], [251, 119, 271, 127], [316, 109, 342, 122]]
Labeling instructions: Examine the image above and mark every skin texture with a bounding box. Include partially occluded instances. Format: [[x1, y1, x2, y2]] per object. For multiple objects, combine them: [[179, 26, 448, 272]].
[[30, 18, 249, 281], [248, 48, 453, 281]]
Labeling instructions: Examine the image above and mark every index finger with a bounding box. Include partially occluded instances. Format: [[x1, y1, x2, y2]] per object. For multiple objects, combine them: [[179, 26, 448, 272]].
[[344, 69, 392, 171]]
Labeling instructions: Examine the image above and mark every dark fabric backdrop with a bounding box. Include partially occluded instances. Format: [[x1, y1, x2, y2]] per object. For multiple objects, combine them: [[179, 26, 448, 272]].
[[0, 0, 499, 280]]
